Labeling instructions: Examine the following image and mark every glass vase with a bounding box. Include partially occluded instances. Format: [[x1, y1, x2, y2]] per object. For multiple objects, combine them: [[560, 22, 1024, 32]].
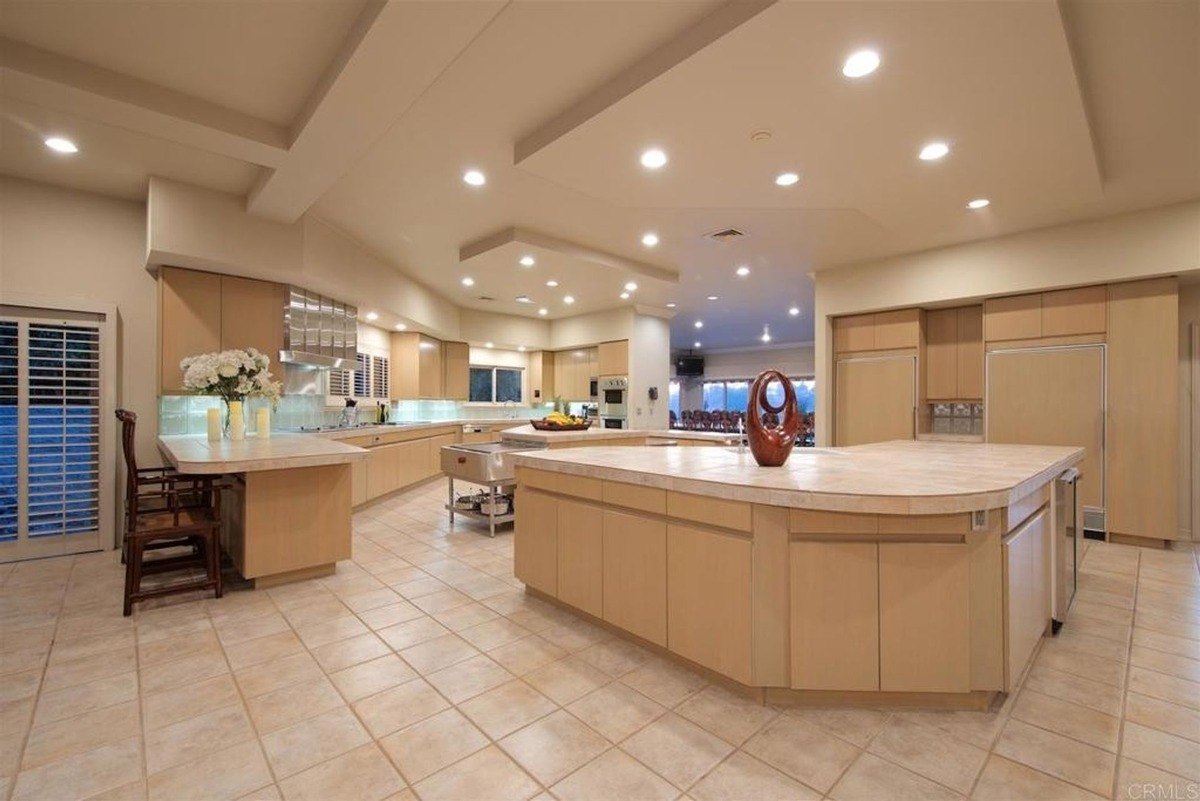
[[224, 399, 246, 441]]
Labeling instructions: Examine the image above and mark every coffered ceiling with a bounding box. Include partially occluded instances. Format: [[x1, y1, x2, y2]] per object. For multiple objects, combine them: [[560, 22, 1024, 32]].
[[1, 0, 1196, 350]]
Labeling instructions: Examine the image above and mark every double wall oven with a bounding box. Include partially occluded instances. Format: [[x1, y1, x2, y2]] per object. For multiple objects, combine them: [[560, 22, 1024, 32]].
[[599, 376, 629, 429]]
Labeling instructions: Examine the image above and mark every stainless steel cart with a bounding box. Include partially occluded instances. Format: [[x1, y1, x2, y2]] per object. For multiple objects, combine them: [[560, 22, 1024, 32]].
[[440, 442, 544, 537]]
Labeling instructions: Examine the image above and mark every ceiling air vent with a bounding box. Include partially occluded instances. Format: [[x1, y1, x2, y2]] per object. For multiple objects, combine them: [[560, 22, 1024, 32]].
[[705, 228, 745, 243]]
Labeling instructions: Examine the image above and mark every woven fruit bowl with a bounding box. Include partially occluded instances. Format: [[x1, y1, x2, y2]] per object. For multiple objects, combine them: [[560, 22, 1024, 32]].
[[530, 419, 593, 431]]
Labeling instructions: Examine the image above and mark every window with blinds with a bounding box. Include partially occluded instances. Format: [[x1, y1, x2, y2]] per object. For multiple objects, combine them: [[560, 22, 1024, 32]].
[[328, 353, 389, 400], [371, 355, 389, 399], [0, 322, 16, 542], [354, 352, 370, 397]]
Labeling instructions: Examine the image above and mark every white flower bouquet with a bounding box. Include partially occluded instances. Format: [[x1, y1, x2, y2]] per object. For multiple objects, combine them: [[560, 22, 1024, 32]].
[[180, 348, 282, 406]]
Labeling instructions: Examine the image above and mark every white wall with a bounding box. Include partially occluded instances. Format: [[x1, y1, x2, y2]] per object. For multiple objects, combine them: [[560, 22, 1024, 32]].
[[460, 309, 549, 351], [813, 200, 1200, 444], [628, 313, 671, 429]]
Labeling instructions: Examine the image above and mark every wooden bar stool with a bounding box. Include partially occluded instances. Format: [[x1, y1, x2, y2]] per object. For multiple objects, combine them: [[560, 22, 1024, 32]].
[[116, 410, 225, 615]]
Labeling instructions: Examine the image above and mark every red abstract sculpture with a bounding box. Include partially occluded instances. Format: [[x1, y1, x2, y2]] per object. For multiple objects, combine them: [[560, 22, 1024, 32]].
[[746, 369, 800, 466]]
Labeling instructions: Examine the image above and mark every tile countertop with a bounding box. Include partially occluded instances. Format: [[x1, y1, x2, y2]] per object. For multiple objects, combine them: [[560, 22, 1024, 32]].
[[313, 419, 529, 440], [511, 439, 1084, 515], [158, 433, 368, 474], [498, 424, 739, 444]]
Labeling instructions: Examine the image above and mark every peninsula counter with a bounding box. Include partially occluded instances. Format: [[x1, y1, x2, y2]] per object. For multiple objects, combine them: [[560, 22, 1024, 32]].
[[158, 434, 367, 587], [511, 440, 1082, 708]]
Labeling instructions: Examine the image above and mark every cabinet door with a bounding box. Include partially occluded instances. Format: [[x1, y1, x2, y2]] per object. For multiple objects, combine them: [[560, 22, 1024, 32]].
[[602, 510, 667, 645], [366, 445, 399, 500], [1041, 286, 1106, 337], [598, 340, 629, 376], [984, 294, 1041, 341], [427, 434, 456, 479], [220, 276, 286, 362], [833, 314, 874, 353], [557, 500, 603, 617], [418, 337, 443, 398], [835, 356, 915, 446], [514, 488, 557, 595], [351, 457, 368, 506], [540, 352, 556, 401], [879, 543, 970, 692], [443, 342, 469, 400], [667, 524, 752, 683], [396, 439, 427, 488], [390, 332, 420, 399], [956, 305, 984, 399], [874, 309, 920, 350], [159, 267, 221, 394], [790, 541, 879, 691], [1004, 508, 1049, 689], [924, 308, 959, 400]]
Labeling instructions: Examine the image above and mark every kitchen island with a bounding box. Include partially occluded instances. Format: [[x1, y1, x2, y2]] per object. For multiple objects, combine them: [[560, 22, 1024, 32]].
[[512, 440, 1082, 708], [500, 424, 739, 448], [158, 434, 367, 587]]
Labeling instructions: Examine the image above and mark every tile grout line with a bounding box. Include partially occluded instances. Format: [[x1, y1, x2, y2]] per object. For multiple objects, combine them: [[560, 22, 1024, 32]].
[[1110, 547, 1142, 800]]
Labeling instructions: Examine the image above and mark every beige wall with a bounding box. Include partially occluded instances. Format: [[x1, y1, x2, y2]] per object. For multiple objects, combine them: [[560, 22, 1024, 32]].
[[628, 313, 671, 430], [549, 307, 633, 350], [672, 344, 815, 413], [1, 177, 160, 468], [460, 309, 549, 351]]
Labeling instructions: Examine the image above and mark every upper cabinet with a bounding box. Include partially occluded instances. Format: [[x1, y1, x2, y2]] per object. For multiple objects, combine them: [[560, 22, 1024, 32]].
[[158, 267, 286, 394], [833, 309, 920, 354], [924, 306, 983, 401], [597, 340, 629, 376], [984, 285, 1106, 342], [391, 332, 444, 399], [528, 351, 555, 403], [553, 347, 597, 401], [442, 341, 469, 401]]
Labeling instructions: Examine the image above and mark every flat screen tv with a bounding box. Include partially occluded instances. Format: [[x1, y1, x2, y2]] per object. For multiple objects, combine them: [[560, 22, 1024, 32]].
[[675, 355, 704, 376]]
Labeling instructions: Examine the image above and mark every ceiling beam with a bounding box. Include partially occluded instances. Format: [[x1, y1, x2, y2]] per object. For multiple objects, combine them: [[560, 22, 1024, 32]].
[[513, 0, 776, 165], [0, 37, 288, 166], [460, 226, 680, 284], [246, 0, 506, 223]]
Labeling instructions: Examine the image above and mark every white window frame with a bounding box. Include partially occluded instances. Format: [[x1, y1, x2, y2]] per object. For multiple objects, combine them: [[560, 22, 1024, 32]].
[[326, 351, 390, 405], [466, 365, 524, 405]]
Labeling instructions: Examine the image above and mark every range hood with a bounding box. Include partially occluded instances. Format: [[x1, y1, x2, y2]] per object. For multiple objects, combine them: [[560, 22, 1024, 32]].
[[279, 286, 358, 370]]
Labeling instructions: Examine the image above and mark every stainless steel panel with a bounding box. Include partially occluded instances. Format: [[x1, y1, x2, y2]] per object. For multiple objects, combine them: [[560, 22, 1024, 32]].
[[441, 443, 544, 484]]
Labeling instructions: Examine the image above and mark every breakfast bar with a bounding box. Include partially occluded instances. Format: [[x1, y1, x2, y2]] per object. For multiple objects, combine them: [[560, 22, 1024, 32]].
[[157, 434, 368, 587], [512, 440, 1082, 708]]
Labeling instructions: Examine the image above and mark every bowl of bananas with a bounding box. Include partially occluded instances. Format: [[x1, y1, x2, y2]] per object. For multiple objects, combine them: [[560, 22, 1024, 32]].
[[530, 412, 593, 431]]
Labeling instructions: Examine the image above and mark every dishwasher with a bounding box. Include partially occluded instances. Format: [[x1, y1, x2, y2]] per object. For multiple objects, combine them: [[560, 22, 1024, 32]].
[[1052, 467, 1080, 633]]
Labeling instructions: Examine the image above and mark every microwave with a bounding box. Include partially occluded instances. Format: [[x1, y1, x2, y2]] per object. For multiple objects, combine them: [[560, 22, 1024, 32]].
[[599, 376, 628, 419]]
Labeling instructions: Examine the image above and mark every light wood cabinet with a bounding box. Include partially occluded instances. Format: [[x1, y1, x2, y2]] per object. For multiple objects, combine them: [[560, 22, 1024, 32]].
[[835, 356, 916, 445], [514, 488, 557, 595], [528, 351, 555, 403], [557, 500, 603, 617], [1107, 278, 1178, 541], [984, 294, 1042, 341], [925, 306, 983, 400], [1041, 286, 1106, 337], [879, 542, 970, 692], [391, 332, 445, 399], [366, 443, 400, 500], [442, 342, 469, 401], [790, 541, 879, 691], [598, 340, 629, 376], [833, 310, 920, 353], [554, 348, 596, 400], [667, 524, 753, 683], [1004, 508, 1049, 689], [602, 509, 667, 645], [351, 458, 368, 506], [159, 267, 221, 394], [425, 433, 456, 479], [219, 275, 287, 363]]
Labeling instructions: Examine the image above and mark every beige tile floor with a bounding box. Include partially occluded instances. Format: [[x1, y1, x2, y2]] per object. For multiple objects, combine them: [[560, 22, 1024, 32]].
[[2, 477, 1198, 801]]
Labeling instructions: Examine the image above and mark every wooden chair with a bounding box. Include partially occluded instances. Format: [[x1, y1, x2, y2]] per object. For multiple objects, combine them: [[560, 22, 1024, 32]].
[[116, 410, 224, 616]]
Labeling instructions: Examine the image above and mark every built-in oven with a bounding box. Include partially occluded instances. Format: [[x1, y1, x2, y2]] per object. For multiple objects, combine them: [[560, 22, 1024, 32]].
[[589, 377, 598, 399], [599, 376, 629, 419], [601, 417, 628, 429]]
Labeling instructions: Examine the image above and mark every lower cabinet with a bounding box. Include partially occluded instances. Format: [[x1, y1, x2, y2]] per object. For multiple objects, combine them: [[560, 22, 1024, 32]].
[[667, 524, 752, 683], [602, 510, 667, 645], [879, 542, 971, 692], [514, 488, 558, 595], [1004, 508, 1050, 689], [351, 457, 368, 507], [790, 541, 879, 691], [557, 500, 603, 617], [366, 443, 400, 500]]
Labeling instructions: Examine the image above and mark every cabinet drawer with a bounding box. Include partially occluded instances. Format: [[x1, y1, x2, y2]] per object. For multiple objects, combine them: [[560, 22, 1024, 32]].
[[1041, 286, 1106, 337], [603, 481, 666, 514], [984, 295, 1041, 341], [666, 492, 752, 532]]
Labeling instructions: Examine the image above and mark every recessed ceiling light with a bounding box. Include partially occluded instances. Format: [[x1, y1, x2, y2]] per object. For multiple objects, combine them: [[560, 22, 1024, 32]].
[[624, 281, 638, 292], [706, 295, 719, 301], [395, 322, 407, 330], [694, 320, 703, 329], [640, 148, 668, 170], [519, 255, 535, 267], [620, 292, 630, 300], [788, 306, 800, 317], [44, 136, 78, 154], [693, 341, 702, 348], [364, 311, 379, 321], [485, 342, 494, 348], [641, 232, 659, 248], [919, 142, 950, 161], [538, 308, 548, 316], [518, 345, 526, 352], [761, 327, 772, 343], [736, 265, 751, 277], [462, 169, 486, 186], [666, 302, 677, 309], [967, 198, 991, 210], [515, 295, 534, 304], [545, 280, 559, 288], [774, 172, 800, 187], [563, 295, 575, 305], [842, 49, 881, 78], [460, 277, 475, 287]]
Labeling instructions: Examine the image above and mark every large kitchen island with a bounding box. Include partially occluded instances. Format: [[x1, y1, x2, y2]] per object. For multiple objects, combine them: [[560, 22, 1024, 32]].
[[157, 434, 367, 587], [512, 440, 1082, 708]]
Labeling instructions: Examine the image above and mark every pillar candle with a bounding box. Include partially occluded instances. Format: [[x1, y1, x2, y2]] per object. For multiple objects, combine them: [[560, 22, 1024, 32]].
[[206, 408, 221, 442], [256, 407, 271, 439], [228, 400, 245, 441]]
